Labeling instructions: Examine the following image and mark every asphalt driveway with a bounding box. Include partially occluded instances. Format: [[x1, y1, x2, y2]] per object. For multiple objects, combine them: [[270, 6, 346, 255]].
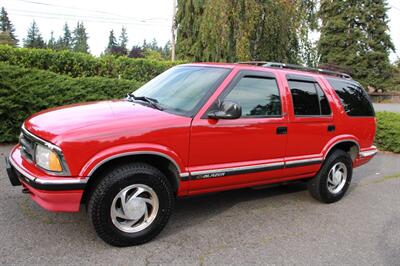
[[0, 144, 399, 265]]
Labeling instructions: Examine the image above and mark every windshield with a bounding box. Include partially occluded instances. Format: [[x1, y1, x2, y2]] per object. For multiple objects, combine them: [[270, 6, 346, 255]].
[[132, 66, 231, 116]]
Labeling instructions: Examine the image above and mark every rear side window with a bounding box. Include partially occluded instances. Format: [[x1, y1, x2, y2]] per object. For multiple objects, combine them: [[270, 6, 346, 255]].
[[224, 77, 281, 117], [288, 80, 331, 116], [316, 84, 331, 115], [327, 78, 375, 117]]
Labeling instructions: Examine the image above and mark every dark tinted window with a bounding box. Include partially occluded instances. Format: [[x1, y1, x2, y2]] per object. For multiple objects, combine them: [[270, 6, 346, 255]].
[[327, 78, 375, 116], [316, 83, 331, 115], [224, 77, 281, 117], [289, 80, 331, 116]]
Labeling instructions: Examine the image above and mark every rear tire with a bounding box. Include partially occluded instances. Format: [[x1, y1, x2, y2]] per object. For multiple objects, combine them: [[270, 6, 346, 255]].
[[308, 150, 353, 203], [87, 162, 174, 246]]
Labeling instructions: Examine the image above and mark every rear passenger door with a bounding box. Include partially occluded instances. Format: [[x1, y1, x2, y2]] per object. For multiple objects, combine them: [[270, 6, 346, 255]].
[[283, 74, 335, 176]]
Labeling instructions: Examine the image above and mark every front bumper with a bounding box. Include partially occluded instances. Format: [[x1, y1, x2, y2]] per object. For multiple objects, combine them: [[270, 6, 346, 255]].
[[6, 145, 87, 212], [5, 157, 21, 186]]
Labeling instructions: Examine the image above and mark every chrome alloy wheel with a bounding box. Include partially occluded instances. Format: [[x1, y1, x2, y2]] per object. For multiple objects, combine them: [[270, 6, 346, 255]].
[[327, 162, 348, 194], [110, 184, 159, 233]]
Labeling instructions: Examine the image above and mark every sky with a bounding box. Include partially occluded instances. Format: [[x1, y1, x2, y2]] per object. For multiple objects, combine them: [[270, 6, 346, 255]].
[[1, 0, 400, 61]]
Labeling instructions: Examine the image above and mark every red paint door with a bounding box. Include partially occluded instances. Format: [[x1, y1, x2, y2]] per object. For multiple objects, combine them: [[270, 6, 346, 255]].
[[282, 74, 336, 177], [188, 70, 289, 194]]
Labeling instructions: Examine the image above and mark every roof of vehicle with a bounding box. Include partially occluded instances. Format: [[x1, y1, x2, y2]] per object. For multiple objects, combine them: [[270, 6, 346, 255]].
[[187, 62, 353, 82]]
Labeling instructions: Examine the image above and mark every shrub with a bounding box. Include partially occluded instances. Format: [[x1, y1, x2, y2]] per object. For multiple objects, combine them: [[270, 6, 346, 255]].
[[0, 45, 182, 82], [0, 63, 143, 142], [375, 112, 400, 153]]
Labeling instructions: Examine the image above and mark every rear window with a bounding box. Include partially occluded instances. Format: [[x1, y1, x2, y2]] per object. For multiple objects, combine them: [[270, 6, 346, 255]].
[[327, 78, 375, 117]]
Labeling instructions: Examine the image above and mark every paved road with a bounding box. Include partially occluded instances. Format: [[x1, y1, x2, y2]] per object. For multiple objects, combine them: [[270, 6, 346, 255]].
[[373, 103, 400, 113], [0, 144, 399, 265]]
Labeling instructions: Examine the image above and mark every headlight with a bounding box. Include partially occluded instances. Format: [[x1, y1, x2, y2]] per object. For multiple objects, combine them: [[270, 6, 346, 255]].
[[35, 144, 63, 172]]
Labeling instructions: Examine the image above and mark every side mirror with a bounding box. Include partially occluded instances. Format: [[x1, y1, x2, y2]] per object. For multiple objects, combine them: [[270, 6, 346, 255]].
[[208, 100, 242, 120]]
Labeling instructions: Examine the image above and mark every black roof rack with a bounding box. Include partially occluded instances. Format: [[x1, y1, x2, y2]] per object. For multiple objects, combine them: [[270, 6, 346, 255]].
[[236, 61, 352, 80], [236, 61, 270, 66]]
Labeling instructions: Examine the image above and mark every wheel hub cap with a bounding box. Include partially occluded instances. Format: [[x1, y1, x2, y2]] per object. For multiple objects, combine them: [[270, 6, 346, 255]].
[[125, 198, 147, 220], [327, 162, 348, 194], [333, 171, 342, 185], [110, 184, 159, 233]]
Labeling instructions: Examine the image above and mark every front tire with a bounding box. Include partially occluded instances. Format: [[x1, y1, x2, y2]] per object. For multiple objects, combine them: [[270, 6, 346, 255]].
[[308, 150, 353, 203], [87, 162, 174, 246]]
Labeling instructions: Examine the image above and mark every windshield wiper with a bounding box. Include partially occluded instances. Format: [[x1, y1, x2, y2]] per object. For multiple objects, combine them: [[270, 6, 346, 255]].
[[127, 93, 163, 111]]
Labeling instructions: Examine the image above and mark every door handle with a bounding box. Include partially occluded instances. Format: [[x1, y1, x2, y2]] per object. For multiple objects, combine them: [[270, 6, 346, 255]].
[[276, 126, 288, 135], [328, 125, 336, 132]]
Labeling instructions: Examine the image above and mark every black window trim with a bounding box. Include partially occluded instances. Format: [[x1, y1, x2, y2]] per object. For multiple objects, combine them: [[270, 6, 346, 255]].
[[286, 74, 317, 83], [202, 70, 283, 119], [315, 82, 332, 116], [287, 74, 332, 118]]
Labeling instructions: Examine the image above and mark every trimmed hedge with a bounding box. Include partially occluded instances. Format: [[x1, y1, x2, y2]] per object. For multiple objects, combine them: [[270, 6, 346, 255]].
[[0, 45, 182, 82], [375, 112, 400, 153], [0, 62, 143, 142]]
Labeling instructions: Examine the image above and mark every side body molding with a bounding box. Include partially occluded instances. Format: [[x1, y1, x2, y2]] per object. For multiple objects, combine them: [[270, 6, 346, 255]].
[[80, 137, 362, 190]]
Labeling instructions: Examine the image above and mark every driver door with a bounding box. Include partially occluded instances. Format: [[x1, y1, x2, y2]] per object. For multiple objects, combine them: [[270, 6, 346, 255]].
[[187, 70, 288, 194]]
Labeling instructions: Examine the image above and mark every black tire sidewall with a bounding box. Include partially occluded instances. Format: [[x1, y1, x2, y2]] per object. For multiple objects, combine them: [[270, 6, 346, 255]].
[[309, 150, 353, 203], [89, 163, 173, 246], [321, 151, 353, 202]]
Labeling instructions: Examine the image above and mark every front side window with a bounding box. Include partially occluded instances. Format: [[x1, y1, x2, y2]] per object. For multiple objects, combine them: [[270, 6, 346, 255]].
[[223, 76, 282, 117], [133, 66, 231, 116], [327, 78, 375, 117], [289, 80, 331, 116]]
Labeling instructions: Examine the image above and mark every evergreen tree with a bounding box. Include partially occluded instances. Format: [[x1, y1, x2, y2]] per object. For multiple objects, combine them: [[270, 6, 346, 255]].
[[106, 29, 117, 53], [363, 0, 396, 88], [318, 0, 395, 89], [72, 22, 89, 53], [107, 30, 118, 50], [61, 23, 73, 50], [47, 31, 56, 49], [0, 7, 18, 45], [105, 29, 127, 56], [142, 39, 149, 50], [55, 36, 64, 50], [0, 31, 15, 46], [119, 27, 128, 54], [149, 38, 159, 51], [389, 64, 400, 91], [23, 20, 46, 48], [162, 41, 172, 59]]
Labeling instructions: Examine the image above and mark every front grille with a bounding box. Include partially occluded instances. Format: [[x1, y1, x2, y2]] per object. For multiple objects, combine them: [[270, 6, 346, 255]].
[[19, 132, 35, 162]]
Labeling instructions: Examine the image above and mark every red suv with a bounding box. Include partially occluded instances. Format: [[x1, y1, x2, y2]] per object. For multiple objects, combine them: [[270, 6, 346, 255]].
[[6, 62, 377, 246]]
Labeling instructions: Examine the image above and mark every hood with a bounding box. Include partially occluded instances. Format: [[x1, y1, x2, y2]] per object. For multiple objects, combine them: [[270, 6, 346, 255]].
[[24, 100, 183, 145]]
